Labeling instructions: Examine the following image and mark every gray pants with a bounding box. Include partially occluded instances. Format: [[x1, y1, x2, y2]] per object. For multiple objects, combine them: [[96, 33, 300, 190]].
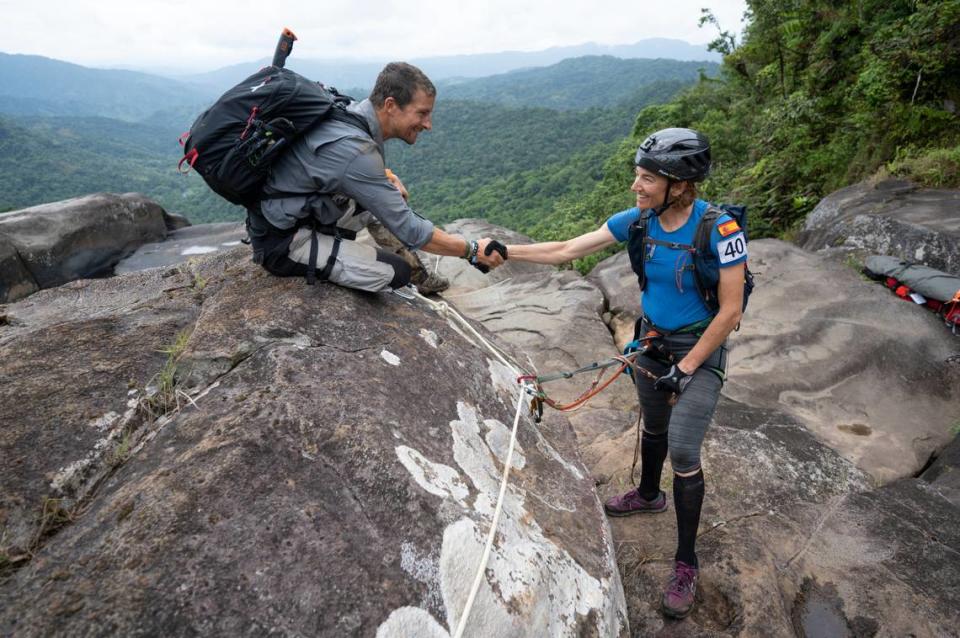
[[634, 322, 727, 474], [282, 208, 414, 293], [287, 227, 401, 292]]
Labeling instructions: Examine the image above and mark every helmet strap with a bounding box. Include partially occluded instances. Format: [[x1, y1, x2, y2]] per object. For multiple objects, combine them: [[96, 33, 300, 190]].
[[654, 178, 674, 217]]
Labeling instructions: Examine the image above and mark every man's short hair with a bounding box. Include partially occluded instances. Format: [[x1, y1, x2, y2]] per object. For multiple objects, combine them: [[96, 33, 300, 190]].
[[370, 62, 436, 109]]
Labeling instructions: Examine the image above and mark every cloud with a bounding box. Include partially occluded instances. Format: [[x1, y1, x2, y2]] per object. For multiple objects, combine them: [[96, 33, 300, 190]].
[[0, 0, 747, 71]]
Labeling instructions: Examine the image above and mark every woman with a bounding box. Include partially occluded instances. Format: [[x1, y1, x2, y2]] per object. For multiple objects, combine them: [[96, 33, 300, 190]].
[[503, 128, 747, 619]]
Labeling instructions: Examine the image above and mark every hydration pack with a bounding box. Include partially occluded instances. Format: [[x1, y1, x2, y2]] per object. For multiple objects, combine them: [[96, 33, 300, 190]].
[[627, 204, 755, 314]]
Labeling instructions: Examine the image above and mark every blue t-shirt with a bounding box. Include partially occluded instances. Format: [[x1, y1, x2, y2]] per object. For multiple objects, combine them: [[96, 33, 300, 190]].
[[606, 199, 747, 330]]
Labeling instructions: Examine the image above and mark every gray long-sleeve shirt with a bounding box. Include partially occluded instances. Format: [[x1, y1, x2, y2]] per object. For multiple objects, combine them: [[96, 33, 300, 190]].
[[260, 99, 435, 249]]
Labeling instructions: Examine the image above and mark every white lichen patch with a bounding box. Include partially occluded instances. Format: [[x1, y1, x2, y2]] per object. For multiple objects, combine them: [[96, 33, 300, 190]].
[[419, 329, 440, 349], [381, 349, 401, 366], [400, 542, 444, 612], [396, 446, 469, 501], [487, 359, 519, 402], [375, 607, 450, 638], [88, 411, 120, 431], [384, 401, 624, 637], [484, 419, 525, 470], [533, 428, 584, 481]]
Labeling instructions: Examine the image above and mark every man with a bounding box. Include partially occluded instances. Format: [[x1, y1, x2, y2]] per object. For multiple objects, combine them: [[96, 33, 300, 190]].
[[247, 62, 503, 293]]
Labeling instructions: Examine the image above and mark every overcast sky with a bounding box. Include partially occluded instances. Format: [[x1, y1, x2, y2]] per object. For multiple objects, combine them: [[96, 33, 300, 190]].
[[0, 0, 748, 72]]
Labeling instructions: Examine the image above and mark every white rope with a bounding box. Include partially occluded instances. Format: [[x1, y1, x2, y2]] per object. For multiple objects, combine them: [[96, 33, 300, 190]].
[[409, 289, 531, 637], [453, 384, 527, 638], [411, 290, 519, 375]]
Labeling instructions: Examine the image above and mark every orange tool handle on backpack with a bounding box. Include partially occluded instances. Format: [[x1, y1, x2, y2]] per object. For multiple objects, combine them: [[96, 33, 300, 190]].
[[272, 28, 298, 69]]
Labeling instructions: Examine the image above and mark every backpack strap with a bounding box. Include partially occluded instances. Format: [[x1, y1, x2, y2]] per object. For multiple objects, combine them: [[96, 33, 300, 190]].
[[644, 237, 696, 252]]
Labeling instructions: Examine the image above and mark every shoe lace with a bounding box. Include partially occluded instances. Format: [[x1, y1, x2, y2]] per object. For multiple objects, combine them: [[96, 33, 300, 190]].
[[668, 563, 697, 595]]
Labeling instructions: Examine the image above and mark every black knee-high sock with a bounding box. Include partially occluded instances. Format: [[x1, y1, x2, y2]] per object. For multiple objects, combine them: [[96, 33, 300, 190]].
[[637, 430, 668, 500], [673, 469, 705, 567]]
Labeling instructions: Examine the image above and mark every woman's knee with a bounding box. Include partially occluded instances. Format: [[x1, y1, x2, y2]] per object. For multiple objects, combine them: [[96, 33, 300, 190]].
[[669, 448, 702, 475]]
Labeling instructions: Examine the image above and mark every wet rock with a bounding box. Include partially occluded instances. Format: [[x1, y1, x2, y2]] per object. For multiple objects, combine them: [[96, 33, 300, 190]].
[[0, 248, 627, 637], [115, 222, 246, 274], [0, 193, 169, 303], [798, 178, 960, 273]]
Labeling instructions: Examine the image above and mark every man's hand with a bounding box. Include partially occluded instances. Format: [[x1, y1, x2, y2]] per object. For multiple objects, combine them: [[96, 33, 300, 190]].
[[475, 238, 506, 271], [385, 168, 408, 200], [653, 364, 693, 394]]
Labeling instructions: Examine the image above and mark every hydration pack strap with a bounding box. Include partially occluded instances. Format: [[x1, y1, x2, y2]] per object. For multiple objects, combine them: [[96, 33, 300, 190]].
[[644, 237, 695, 252]]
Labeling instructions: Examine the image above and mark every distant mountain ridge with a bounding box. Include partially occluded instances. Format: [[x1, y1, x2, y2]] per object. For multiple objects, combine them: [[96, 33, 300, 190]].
[[0, 53, 209, 122], [439, 56, 717, 109], [174, 38, 719, 92]]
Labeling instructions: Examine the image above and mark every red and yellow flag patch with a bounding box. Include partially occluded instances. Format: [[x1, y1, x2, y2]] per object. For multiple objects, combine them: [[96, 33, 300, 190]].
[[718, 219, 741, 237]]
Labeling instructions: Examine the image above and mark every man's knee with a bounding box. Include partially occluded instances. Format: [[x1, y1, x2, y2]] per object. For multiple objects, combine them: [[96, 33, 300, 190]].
[[376, 249, 412, 289]]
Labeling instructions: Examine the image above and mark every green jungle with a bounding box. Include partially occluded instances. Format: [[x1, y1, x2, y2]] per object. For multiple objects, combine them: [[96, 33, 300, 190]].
[[1, 0, 958, 276]]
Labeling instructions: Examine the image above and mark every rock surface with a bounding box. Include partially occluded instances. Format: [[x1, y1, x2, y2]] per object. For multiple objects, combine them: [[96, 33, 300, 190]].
[[438, 221, 960, 637], [587, 236, 960, 484], [114, 222, 246, 274], [0, 193, 169, 303], [797, 178, 960, 273], [727, 239, 959, 483], [0, 248, 626, 637], [438, 220, 641, 484]]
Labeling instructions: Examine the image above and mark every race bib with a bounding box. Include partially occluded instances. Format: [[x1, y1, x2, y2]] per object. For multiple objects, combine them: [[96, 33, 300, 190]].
[[717, 232, 747, 264]]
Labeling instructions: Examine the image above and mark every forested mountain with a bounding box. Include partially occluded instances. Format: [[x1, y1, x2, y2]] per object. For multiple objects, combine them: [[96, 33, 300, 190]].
[[525, 0, 960, 272], [0, 55, 699, 222], [0, 53, 211, 121], [388, 80, 690, 224], [439, 56, 716, 109], [0, 115, 234, 218]]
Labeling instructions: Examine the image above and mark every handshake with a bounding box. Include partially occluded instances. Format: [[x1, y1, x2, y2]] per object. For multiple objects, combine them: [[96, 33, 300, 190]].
[[466, 238, 508, 273]]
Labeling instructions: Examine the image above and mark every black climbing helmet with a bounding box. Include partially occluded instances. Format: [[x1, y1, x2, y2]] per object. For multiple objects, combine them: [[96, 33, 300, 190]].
[[634, 128, 711, 182]]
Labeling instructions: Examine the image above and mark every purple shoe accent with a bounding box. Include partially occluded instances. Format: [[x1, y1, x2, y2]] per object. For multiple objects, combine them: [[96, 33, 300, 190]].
[[603, 488, 667, 517], [662, 560, 699, 619]]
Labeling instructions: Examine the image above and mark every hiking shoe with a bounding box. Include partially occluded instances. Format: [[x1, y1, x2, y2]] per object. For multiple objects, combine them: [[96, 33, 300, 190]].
[[391, 285, 417, 300], [661, 560, 698, 619], [415, 272, 450, 295], [603, 489, 667, 517]]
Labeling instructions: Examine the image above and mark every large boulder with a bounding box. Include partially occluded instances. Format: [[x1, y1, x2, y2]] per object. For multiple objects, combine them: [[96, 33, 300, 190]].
[[797, 178, 960, 273], [0, 248, 627, 637], [0, 193, 169, 303], [726, 239, 960, 483], [585, 251, 640, 350], [922, 433, 960, 507]]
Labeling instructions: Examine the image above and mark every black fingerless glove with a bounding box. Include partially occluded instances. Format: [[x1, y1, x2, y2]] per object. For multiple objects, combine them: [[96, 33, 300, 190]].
[[484, 240, 508, 260], [653, 364, 693, 394]]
